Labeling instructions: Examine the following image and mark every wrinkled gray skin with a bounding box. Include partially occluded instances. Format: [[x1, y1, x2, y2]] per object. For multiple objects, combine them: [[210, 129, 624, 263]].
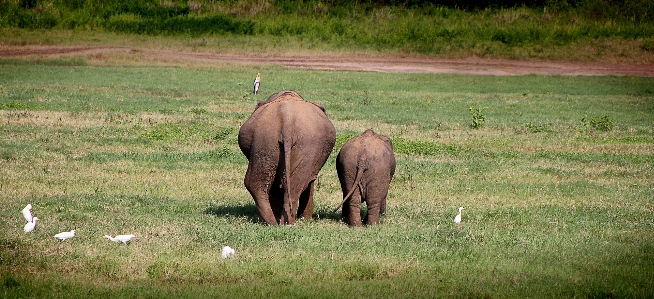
[[335, 129, 396, 226], [238, 90, 336, 225]]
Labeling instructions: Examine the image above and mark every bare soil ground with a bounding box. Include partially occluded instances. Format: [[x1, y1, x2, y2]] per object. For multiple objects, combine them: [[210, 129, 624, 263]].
[[2, 45, 654, 76]]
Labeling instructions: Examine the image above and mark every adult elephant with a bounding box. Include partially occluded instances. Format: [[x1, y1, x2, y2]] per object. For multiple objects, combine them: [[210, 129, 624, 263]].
[[334, 129, 396, 226], [238, 90, 336, 225]]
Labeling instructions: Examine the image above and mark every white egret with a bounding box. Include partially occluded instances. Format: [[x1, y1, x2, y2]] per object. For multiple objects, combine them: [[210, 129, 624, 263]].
[[221, 246, 235, 259], [253, 73, 260, 94], [54, 230, 75, 241], [104, 234, 135, 245], [454, 207, 464, 224], [22, 204, 33, 222], [23, 217, 38, 233]]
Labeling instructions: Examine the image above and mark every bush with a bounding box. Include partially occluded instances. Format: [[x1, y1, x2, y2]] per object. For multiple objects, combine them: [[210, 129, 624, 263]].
[[104, 2, 190, 19], [469, 106, 486, 129], [19, 0, 36, 9], [3, 8, 58, 29], [641, 39, 654, 52], [60, 10, 94, 29], [105, 13, 143, 33], [104, 13, 254, 35], [524, 122, 551, 133], [491, 28, 526, 46], [548, 0, 654, 22], [581, 114, 615, 132]]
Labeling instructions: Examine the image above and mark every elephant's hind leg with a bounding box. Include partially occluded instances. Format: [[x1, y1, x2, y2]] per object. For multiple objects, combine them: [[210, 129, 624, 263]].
[[364, 200, 382, 225], [296, 180, 314, 220], [341, 202, 351, 222], [244, 176, 278, 226], [347, 192, 363, 227], [249, 190, 277, 225]]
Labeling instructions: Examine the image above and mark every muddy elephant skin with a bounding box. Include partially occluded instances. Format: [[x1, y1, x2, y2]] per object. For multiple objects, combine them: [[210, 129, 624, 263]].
[[335, 129, 396, 226], [238, 90, 336, 225]]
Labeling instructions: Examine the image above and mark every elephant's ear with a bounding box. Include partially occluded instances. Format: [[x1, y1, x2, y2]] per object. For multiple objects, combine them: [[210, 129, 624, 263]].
[[383, 136, 393, 148], [254, 100, 266, 111], [315, 103, 327, 114]]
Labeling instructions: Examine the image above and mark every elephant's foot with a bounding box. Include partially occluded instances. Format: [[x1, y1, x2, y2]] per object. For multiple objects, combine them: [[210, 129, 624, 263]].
[[348, 213, 363, 227], [364, 201, 382, 225], [260, 214, 278, 226], [280, 211, 296, 225], [364, 216, 380, 225]]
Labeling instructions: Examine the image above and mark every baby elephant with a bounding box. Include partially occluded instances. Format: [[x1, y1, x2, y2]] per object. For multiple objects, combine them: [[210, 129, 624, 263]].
[[334, 129, 396, 226]]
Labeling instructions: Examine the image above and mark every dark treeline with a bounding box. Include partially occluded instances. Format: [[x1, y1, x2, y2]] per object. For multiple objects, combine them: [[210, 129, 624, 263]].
[[1, 0, 652, 36], [6, 0, 654, 19], [258, 0, 649, 21]]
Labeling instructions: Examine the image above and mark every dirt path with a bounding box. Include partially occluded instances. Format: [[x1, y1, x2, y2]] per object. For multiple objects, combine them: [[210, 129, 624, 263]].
[[2, 46, 654, 76]]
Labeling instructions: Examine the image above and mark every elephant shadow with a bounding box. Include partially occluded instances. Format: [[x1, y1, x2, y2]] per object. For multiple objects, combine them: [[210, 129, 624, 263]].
[[203, 203, 262, 223], [312, 204, 347, 222], [203, 201, 348, 224]]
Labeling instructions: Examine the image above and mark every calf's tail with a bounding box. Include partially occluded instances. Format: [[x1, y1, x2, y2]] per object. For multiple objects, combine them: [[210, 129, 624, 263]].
[[333, 158, 366, 213]]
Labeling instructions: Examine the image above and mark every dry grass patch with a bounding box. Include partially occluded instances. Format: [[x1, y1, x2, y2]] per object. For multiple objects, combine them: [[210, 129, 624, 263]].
[[1, 110, 100, 127]]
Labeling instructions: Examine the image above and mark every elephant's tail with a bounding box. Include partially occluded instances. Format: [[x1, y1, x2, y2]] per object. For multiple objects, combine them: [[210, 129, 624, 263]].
[[282, 139, 294, 224], [332, 159, 366, 213]]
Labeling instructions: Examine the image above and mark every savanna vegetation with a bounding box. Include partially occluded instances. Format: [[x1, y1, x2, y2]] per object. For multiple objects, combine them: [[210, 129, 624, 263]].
[[1, 0, 654, 61], [0, 60, 653, 298], [1, 0, 653, 298]]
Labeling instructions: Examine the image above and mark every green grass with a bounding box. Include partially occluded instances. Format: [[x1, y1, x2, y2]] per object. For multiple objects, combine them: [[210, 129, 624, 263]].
[[1, 62, 653, 298], [2, 0, 654, 63]]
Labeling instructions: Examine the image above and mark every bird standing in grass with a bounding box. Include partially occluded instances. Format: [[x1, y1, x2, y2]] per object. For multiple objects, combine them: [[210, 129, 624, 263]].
[[54, 230, 75, 241], [24, 217, 38, 233], [22, 204, 33, 222], [454, 207, 464, 224], [253, 73, 260, 94], [104, 234, 135, 245], [222, 246, 235, 259]]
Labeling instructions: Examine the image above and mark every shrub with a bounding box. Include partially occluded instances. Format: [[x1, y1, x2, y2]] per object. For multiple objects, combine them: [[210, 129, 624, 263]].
[[5, 8, 58, 29], [105, 13, 144, 33], [581, 114, 615, 132], [552, 27, 577, 45], [469, 106, 486, 129], [59, 10, 102, 30], [524, 122, 551, 133], [641, 39, 654, 52], [104, 13, 254, 35], [491, 27, 544, 46], [19, 0, 36, 9], [105, 2, 190, 19]]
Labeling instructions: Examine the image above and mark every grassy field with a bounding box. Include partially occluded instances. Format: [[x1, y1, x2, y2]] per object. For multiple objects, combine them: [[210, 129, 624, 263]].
[[0, 59, 653, 298]]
